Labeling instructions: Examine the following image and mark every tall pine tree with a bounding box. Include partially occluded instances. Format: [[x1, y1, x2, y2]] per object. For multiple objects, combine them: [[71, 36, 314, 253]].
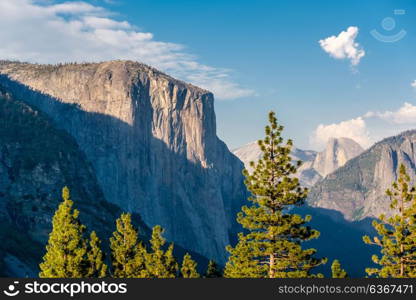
[[145, 225, 178, 278], [39, 187, 88, 278], [110, 213, 148, 278], [363, 164, 416, 278], [225, 111, 326, 278], [181, 253, 200, 278]]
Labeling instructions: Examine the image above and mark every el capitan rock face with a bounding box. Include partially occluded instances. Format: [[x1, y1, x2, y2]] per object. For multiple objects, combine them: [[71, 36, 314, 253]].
[[0, 60, 247, 264], [309, 130, 416, 221], [0, 89, 126, 276]]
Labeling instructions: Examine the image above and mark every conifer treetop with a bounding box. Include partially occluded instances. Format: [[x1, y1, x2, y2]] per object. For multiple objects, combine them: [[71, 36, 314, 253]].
[[225, 111, 326, 278], [363, 164, 416, 278], [110, 213, 148, 278], [39, 187, 89, 278], [331, 259, 348, 278], [181, 253, 200, 278]]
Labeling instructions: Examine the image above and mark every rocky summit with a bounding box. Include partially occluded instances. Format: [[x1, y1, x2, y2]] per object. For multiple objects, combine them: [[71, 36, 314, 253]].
[[311, 137, 364, 177], [309, 130, 416, 221], [233, 141, 321, 187], [0, 60, 247, 267], [233, 137, 363, 187]]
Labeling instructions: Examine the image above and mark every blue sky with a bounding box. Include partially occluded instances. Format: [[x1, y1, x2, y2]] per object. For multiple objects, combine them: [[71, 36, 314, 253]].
[[1, 0, 416, 150], [112, 0, 416, 150]]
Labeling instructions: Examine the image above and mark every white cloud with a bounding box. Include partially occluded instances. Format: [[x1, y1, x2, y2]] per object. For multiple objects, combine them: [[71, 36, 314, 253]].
[[0, 0, 254, 100], [365, 102, 416, 125], [83, 16, 131, 29], [319, 26, 365, 66], [311, 102, 416, 150], [46, 2, 104, 14], [412, 80, 416, 88], [311, 117, 371, 149]]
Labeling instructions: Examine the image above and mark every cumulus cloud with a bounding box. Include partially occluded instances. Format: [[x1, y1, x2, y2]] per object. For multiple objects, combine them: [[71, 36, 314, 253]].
[[319, 26, 365, 66], [0, 0, 254, 100], [412, 80, 416, 88], [311, 117, 371, 150], [311, 102, 416, 150], [365, 102, 416, 125]]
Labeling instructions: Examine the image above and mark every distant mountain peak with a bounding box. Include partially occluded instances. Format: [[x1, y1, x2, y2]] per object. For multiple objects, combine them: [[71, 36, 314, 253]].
[[233, 137, 364, 187], [313, 137, 364, 177]]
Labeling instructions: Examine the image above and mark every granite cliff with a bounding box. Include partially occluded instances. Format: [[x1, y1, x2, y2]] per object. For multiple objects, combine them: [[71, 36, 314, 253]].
[[309, 130, 416, 221], [0, 60, 247, 265], [0, 88, 127, 276], [311, 137, 364, 177]]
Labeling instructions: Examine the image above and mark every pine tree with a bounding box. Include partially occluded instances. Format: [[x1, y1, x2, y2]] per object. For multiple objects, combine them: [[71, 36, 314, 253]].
[[331, 259, 348, 278], [224, 234, 265, 278], [110, 213, 148, 278], [145, 225, 178, 278], [85, 231, 107, 278], [205, 260, 222, 278], [181, 253, 200, 278], [164, 244, 179, 277], [363, 164, 416, 278], [225, 111, 326, 278], [39, 187, 88, 278]]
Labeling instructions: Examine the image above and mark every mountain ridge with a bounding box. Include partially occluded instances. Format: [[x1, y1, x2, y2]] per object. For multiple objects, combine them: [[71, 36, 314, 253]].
[[309, 129, 416, 221]]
